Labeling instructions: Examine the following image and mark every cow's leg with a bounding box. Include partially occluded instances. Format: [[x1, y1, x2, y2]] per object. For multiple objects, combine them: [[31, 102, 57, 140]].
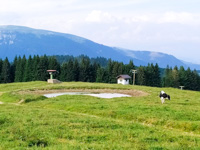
[[161, 97, 165, 104]]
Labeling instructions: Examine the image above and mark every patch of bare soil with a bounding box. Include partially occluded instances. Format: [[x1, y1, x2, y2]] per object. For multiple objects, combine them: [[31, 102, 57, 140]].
[[18, 99, 25, 104], [19, 89, 148, 97]]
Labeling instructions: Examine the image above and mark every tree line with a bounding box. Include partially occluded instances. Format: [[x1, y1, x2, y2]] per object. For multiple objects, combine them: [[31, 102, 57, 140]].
[[0, 55, 199, 91]]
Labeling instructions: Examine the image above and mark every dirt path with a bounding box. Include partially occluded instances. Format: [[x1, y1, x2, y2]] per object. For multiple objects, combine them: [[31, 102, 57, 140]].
[[19, 89, 149, 97]]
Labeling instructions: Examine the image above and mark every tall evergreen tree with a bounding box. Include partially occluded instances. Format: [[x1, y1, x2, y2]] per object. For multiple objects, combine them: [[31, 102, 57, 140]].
[[136, 66, 146, 85], [60, 62, 68, 82], [73, 59, 79, 81], [110, 62, 123, 83], [24, 55, 34, 82], [96, 67, 108, 83], [1, 57, 11, 83], [32, 55, 40, 81], [20, 55, 27, 81], [37, 55, 49, 81], [184, 68, 193, 90], [178, 66, 186, 87], [79, 57, 90, 82], [14, 56, 22, 82], [66, 59, 74, 81], [152, 63, 161, 87], [107, 59, 114, 83], [145, 63, 154, 86], [162, 66, 173, 87], [0, 59, 3, 83], [89, 62, 100, 82], [171, 66, 180, 88], [10, 56, 18, 82], [111, 62, 119, 83], [191, 70, 200, 91]]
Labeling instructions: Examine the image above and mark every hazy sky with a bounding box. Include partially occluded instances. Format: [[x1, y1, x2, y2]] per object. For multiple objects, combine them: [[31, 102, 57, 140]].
[[1, 0, 200, 63]]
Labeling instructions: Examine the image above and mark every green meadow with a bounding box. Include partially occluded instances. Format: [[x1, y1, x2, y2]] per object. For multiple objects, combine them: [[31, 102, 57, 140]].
[[0, 81, 200, 149]]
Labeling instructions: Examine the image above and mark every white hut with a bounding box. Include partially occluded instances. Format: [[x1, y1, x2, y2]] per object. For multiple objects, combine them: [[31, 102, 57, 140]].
[[116, 75, 131, 85]]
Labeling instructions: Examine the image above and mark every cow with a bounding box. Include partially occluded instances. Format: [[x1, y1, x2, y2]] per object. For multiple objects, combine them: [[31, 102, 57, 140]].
[[159, 91, 170, 104]]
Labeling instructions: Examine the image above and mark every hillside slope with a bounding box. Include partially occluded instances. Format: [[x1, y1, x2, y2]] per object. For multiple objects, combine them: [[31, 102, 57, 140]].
[[0, 81, 200, 149], [0, 25, 199, 69]]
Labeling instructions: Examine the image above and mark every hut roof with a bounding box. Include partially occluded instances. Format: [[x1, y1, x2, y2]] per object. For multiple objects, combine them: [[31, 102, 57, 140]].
[[116, 75, 131, 79], [47, 70, 57, 72]]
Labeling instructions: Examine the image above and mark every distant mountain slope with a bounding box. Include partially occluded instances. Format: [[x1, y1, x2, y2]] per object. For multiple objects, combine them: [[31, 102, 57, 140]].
[[0, 25, 199, 69], [116, 49, 188, 68]]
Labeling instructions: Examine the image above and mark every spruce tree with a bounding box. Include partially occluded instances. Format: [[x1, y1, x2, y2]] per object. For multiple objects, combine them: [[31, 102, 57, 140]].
[[60, 62, 68, 81], [191, 70, 200, 91], [172, 66, 180, 88], [107, 59, 114, 83], [73, 59, 79, 81], [66, 59, 74, 81], [163, 65, 173, 87], [111, 62, 119, 83], [32, 55, 40, 81], [37, 55, 49, 81], [24, 55, 33, 82], [0, 59, 3, 83], [21, 55, 27, 81], [178, 66, 186, 87], [153, 63, 161, 87], [79, 57, 90, 82], [185, 68, 193, 90], [136, 66, 146, 85], [1, 57, 11, 83], [14, 56, 22, 82], [96, 68, 106, 83], [90, 62, 100, 82], [9, 56, 18, 82], [145, 63, 154, 86]]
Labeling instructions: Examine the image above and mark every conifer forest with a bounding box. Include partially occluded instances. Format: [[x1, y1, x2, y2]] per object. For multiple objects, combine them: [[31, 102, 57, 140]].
[[0, 55, 199, 91]]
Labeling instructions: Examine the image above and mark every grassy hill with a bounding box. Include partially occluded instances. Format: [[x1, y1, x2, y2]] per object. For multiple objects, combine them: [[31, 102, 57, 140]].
[[0, 81, 200, 149]]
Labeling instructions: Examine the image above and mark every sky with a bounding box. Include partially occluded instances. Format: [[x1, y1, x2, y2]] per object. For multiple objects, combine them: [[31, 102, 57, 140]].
[[0, 0, 200, 63]]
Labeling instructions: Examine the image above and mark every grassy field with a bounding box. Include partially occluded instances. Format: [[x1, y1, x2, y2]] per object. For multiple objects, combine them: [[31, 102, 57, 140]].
[[0, 81, 200, 149]]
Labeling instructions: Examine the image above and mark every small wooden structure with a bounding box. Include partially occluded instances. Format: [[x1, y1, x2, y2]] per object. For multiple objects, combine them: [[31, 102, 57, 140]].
[[47, 70, 56, 79], [47, 70, 61, 84], [131, 69, 137, 85], [116, 75, 131, 85]]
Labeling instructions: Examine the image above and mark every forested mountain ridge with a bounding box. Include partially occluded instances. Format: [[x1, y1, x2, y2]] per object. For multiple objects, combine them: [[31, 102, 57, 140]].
[[0, 25, 200, 69]]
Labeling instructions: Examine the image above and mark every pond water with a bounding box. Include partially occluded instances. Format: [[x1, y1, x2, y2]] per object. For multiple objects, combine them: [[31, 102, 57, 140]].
[[44, 92, 131, 99]]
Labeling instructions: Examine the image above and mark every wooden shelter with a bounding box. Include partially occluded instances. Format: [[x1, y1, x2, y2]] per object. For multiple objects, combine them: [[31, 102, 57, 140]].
[[116, 75, 131, 85]]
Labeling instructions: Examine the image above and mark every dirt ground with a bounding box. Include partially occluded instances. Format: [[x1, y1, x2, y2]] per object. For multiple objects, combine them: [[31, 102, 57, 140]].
[[19, 89, 149, 97]]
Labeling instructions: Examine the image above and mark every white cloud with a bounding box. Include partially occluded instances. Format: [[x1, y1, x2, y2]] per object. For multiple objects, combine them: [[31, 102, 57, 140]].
[[0, 0, 200, 63], [0, 0, 78, 15], [159, 12, 200, 25], [85, 10, 117, 23]]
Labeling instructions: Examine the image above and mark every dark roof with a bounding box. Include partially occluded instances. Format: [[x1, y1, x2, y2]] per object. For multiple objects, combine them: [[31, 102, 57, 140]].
[[116, 75, 131, 79], [47, 70, 57, 72]]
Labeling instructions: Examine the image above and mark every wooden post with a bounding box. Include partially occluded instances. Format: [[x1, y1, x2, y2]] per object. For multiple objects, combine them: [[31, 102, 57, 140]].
[[179, 86, 184, 90], [50, 72, 53, 79], [131, 69, 137, 85]]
